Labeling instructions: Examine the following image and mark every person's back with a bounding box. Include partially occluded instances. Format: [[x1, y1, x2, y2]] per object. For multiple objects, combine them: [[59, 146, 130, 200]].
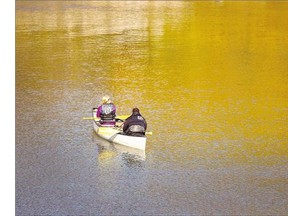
[[97, 96, 116, 126], [123, 108, 147, 136]]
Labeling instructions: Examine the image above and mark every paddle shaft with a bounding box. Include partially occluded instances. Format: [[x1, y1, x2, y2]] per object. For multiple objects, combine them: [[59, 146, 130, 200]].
[[83, 116, 152, 135], [82, 115, 130, 120]]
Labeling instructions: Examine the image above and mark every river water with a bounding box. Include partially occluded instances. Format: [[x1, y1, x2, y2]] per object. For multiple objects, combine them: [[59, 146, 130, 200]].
[[16, 1, 288, 215]]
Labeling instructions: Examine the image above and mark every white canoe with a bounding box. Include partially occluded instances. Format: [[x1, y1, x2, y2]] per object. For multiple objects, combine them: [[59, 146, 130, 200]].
[[92, 110, 146, 150]]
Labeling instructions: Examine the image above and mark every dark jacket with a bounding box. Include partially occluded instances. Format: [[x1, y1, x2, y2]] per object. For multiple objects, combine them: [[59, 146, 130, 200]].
[[123, 113, 147, 136]]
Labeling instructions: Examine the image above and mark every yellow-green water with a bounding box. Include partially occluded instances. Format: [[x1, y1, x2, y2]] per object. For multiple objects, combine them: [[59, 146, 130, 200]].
[[16, 1, 288, 215]]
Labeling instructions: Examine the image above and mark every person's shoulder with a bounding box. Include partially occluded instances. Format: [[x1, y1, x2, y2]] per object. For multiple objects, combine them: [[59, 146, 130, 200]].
[[126, 115, 134, 120], [137, 114, 145, 120], [127, 115, 133, 119]]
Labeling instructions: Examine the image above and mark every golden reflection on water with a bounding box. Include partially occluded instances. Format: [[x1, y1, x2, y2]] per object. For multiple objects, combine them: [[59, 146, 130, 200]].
[[16, 1, 288, 167], [16, 1, 288, 215]]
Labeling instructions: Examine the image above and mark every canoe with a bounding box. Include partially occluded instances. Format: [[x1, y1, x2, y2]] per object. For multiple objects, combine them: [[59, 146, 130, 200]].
[[92, 109, 146, 150]]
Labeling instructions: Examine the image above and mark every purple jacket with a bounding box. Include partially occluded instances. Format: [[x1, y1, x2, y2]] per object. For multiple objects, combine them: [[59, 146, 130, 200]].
[[97, 103, 116, 125]]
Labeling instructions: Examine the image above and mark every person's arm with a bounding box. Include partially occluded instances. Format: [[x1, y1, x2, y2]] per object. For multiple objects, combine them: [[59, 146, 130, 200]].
[[112, 104, 116, 117], [144, 119, 147, 130], [122, 122, 128, 132], [142, 115, 147, 130], [122, 116, 131, 132], [96, 106, 102, 118]]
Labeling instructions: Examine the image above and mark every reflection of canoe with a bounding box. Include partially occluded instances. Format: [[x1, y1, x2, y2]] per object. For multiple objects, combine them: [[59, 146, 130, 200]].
[[96, 138, 146, 160], [92, 110, 146, 150]]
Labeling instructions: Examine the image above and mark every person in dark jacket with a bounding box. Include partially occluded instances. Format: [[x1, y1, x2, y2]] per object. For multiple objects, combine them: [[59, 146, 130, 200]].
[[96, 95, 116, 126], [123, 108, 147, 137]]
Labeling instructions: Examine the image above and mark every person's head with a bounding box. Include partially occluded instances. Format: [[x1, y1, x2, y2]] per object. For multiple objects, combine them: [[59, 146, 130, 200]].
[[132, 107, 140, 115], [102, 95, 111, 104]]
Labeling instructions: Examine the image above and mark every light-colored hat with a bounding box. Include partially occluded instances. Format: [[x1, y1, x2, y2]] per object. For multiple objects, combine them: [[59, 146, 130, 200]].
[[102, 95, 111, 103]]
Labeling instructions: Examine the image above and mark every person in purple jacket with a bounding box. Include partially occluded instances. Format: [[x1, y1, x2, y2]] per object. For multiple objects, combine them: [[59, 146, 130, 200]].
[[96, 95, 116, 126], [123, 108, 147, 137]]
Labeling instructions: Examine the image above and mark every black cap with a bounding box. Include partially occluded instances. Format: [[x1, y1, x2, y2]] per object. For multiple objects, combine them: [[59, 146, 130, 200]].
[[132, 107, 140, 114]]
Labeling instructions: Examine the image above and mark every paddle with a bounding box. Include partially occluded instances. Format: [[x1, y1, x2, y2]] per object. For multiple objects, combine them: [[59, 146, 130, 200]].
[[82, 115, 152, 135], [82, 117, 99, 120], [82, 115, 130, 121]]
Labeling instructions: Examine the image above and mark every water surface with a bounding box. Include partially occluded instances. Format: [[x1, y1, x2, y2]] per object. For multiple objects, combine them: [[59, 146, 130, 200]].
[[16, 1, 288, 215]]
